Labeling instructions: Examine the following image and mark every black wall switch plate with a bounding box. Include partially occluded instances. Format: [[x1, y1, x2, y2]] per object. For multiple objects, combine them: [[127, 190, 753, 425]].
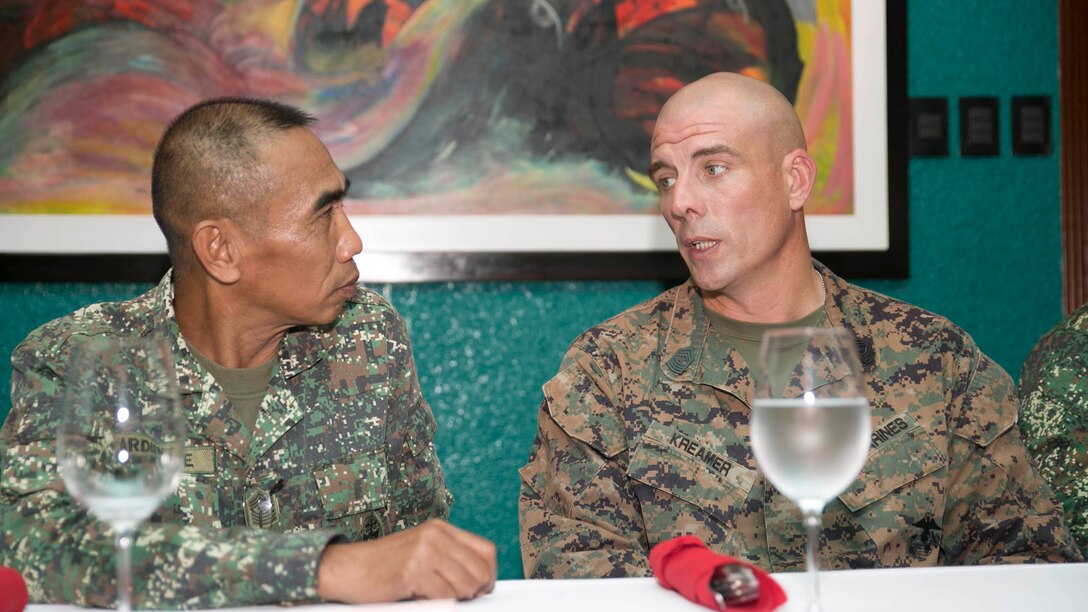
[[960, 97, 999, 156], [1012, 96, 1051, 156], [909, 97, 948, 157]]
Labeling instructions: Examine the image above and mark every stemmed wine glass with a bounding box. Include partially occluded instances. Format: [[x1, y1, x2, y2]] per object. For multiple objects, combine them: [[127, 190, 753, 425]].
[[750, 327, 871, 612], [57, 337, 187, 612]]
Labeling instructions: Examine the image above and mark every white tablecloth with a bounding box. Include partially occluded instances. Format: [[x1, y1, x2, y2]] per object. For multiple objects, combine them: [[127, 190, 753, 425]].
[[27, 562, 1088, 612]]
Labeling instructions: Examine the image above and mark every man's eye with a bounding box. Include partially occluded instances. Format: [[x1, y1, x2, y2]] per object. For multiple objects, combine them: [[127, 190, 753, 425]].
[[658, 176, 676, 189], [707, 164, 726, 176]]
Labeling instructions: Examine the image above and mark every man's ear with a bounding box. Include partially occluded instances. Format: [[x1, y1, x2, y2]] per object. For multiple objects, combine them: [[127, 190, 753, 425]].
[[190, 219, 242, 284], [783, 149, 817, 211]]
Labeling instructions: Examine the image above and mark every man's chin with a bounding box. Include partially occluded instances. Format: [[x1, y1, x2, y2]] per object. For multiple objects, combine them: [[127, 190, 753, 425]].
[[327, 301, 349, 323], [688, 268, 732, 295], [306, 302, 348, 330]]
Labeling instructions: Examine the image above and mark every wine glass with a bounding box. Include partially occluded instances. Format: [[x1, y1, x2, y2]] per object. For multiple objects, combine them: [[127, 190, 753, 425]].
[[749, 327, 871, 612], [57, 337, 187, 612]]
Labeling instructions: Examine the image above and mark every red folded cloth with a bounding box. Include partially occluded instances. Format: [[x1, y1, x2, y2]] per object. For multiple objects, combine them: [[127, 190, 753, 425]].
[[649, 536, 787, 611], [0, 566, 29, 612]]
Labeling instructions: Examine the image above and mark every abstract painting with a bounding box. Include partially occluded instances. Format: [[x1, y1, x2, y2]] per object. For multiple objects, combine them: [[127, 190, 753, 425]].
[[0, 0, 905, 279]]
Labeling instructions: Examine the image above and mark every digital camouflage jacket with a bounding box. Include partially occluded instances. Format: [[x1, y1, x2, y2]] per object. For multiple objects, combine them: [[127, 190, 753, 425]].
[[519, 261, 1079, 578], [1, 273, 450, 607], [1019, 300, 1088, 558]]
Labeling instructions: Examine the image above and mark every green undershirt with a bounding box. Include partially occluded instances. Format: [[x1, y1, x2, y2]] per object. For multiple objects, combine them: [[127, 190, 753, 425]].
[[187, 341, 276, 435], [707, 305, 827, 392]]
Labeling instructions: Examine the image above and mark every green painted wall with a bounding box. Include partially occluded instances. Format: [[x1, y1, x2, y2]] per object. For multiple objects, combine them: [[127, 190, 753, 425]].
[[0, 0, 1062, 580]]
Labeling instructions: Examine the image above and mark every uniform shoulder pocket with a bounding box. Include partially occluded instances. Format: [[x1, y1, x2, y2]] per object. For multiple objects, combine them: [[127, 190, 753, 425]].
[[543, 363, 627, 458], [953, 353, 1017, 447], [626, 422, 756, 525], [839, 413, 946, 511], [401, 396, 438, 459]]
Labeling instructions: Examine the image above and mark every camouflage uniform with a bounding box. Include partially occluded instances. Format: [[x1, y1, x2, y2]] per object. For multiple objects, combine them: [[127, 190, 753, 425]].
[[519, 261, 1079, 578], [1, 272, 450, 608], [1019, 300, 1088, 558]]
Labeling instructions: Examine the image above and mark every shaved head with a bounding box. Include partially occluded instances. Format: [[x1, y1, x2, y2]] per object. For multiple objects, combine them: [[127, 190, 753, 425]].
[[151, 98, 315, 271], [653, 72, 807, 161], [648, 71, 818, 318]]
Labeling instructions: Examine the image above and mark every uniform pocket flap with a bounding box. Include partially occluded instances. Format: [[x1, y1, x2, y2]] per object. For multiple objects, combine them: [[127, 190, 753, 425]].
[[328, 363, 384, 397], [626, 422, 755, 525], [838, 413, 946, 512], [313, 449, 387, 520]]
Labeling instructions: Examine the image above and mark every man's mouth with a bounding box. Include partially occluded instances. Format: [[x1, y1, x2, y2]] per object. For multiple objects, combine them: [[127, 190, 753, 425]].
[[339, 271, 360, 291], [687, 239, 719, 252]]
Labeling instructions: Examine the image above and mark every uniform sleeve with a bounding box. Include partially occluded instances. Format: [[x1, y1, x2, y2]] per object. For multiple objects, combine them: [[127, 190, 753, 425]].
[[939, 339, 1081, 565], [382, 310, 451, 530], [1018, 324, 1088, 559], [518, 346, 650, 578], [1, 337, 340, 609]]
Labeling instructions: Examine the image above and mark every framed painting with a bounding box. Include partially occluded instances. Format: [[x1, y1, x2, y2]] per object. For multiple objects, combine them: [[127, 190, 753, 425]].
[[0, 0, 906, 282]]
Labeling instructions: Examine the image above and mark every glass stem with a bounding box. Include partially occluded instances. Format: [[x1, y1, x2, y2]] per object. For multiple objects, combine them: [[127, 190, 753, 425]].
[[803, 508, 823, 612], [115, 529, 135, 612]]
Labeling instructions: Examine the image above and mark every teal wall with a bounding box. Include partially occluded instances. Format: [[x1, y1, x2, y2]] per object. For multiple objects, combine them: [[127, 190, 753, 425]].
[[0, 0, 1063, 580]]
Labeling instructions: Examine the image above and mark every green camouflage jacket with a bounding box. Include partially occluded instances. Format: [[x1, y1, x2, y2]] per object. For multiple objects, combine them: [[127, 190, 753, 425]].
[[519, 261, 1079, 578], [1, 273, 450, 607], [1019, 300, 1088, 558]]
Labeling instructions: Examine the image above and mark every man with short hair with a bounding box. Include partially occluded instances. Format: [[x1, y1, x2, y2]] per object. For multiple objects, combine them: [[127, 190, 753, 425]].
[[1, 98, 495, 607], [518, 73, 1079, 578]]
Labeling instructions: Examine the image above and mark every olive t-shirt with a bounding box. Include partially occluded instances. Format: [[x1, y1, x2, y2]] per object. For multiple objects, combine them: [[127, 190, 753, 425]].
[[706, 305, 827, 392], [187, 342, 275, 435]]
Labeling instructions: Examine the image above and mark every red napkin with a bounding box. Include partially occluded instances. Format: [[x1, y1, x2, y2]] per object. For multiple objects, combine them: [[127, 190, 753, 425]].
[[649, 536, 787, 611], [0, 566, 28, 612]]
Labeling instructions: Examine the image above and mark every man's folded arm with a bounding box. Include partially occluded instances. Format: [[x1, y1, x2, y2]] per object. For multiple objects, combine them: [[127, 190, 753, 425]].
[[1, 454, 339, 608], [315, 304, 494, 604], [383, 306, 453, 530], [518, 350, 651, 579], [2, 353, 339, 608]]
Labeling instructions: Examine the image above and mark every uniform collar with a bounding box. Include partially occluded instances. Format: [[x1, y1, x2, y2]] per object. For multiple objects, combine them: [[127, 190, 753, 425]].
[[163, 270, 326, 394], [658, 260, 876, 400], [660, 280, 710, 384], [161, 270, 327, 463], [815, 259, 878, 373]]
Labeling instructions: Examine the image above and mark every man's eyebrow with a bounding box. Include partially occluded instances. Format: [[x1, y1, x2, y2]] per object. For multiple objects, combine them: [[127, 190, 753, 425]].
[[313, 178, 351, 212], [692, 144, 740, 160], [647, 145, 741, 177], [647, 160, 672, 177]]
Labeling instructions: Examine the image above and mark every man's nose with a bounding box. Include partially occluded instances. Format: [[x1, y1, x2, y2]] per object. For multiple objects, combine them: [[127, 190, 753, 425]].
[[337, 211, 363, 261], [665, 178, 705, 219]]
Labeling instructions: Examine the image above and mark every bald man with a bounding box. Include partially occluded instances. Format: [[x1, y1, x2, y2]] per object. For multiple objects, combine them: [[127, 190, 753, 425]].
[[2, 98, 495, 607], [517, 73, 1079, 578]]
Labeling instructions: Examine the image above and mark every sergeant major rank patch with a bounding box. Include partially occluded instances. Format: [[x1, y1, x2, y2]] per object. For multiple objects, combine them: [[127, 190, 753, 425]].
[[361, 513, 384, 541], [244, 480, 283, 529]]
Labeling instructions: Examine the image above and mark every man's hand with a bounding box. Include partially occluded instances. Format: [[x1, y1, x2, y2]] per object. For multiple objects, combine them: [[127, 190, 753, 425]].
[[316, 519, 497, 603]]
